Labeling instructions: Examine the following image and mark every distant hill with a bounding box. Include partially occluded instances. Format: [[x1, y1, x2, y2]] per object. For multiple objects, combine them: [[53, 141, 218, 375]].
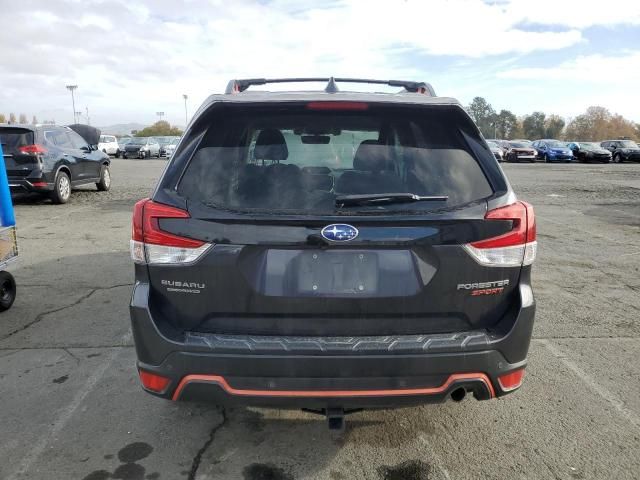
[[98, 123, 146, 136]]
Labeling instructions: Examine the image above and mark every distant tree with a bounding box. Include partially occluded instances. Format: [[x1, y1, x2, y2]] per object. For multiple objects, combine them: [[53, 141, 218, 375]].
[[494, 110, 518, 139], [131, 130, 138, 135], [467, 97, 496, 138], [522, 112, 546, 139], [135, 120, 183, 137], [545, 115, 565, 139], [0, 114, 6, 123], [564, 106, 639, 141], [607, 114, 638, 140], [9, 113, 16, 123], [19, 113, 27, 124], [32, 115, 38, 125]]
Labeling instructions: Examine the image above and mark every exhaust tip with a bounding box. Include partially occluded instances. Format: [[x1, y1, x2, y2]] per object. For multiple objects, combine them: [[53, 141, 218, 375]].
[[450, 387, 466, 402]]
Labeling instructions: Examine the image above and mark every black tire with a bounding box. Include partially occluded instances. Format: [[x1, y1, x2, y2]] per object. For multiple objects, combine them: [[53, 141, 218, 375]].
[[614, 153, 622, 163], [115, 150, 121, 158], [96, 165, 111, 191], [50, 171, 71, 204], [544, 153, 550, 163], [122, 152, 127, 159], [0, 271, 16, 312]]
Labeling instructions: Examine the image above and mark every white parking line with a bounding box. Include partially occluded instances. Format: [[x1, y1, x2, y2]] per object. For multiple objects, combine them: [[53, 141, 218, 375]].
[[6, 332, 132, 480], [537, 339, 640, 430]]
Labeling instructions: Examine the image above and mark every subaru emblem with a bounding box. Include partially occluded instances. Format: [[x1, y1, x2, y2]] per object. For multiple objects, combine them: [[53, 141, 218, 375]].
[[321, 224, 359, 242]]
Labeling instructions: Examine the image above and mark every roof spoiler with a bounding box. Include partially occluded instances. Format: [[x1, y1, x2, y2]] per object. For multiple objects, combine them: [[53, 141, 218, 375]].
[[225, 77, 436, 96]]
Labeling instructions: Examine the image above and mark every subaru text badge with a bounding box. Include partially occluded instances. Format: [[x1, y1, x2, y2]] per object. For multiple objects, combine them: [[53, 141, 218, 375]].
[[321, 224, 359, 242]]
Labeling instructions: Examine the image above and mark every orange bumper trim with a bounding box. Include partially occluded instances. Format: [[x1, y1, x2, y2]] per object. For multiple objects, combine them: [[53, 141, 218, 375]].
[[171, 372, 495, 401]]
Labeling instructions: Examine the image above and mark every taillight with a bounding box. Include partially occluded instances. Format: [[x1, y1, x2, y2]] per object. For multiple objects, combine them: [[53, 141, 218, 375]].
[[463, 201, 537, 267], [138, 370, 170, 393], [130, 198, 211, 265], [18, 144, 47, 155], [498, 369, 525, 392]]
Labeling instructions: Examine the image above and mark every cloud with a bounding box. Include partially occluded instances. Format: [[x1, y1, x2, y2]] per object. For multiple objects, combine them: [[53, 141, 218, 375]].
[[0, 0, 639, 125], [498, 51, 640, 83]]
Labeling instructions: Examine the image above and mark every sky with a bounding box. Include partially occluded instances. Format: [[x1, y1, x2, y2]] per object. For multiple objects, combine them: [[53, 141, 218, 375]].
[[1, 0, 639, 128]]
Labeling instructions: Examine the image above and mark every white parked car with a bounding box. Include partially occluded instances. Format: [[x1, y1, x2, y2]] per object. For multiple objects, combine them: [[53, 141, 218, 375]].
[[98, 135, 119, 156], [164, 138, 180, 158]]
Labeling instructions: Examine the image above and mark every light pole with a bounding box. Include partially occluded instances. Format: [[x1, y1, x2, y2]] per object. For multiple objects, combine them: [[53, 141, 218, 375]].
[[156, 111, 165, 122], [66, 85, 78, 124], [182, 94, 188, 125]]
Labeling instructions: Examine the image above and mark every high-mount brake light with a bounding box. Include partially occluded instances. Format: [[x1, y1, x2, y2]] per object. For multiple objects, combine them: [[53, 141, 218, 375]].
[[130, 198, 211, 265], [463, 201, 537, 267], [306, 101, 369, 111], [18, 144, 47, 155]]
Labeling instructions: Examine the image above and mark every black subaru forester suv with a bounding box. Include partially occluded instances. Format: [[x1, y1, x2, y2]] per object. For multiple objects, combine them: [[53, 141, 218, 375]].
[[130, 78, 536, 423]]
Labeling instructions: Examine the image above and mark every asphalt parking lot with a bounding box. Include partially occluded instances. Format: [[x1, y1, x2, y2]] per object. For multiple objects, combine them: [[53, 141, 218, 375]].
[[1, 159, 639, 480]]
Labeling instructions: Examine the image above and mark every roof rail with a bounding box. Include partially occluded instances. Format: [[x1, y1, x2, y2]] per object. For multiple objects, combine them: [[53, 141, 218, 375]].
[[225, 77, 436, 96]]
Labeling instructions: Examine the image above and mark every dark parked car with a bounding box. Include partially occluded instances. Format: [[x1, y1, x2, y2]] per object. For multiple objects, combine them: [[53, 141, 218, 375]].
[[1, 124, 111, 204], [505, 141, 537, 163], [129, 78, 537, 427], [567, 142, 612, 163], [123, 137, 160, 159], [531, 139, 574, 162], [600, 139, 640, 163], [116, 137, 133, 158]]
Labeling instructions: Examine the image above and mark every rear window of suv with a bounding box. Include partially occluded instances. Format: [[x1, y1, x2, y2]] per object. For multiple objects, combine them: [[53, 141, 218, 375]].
[[177, 105, 494, 214], [0, 128, 34, 154]]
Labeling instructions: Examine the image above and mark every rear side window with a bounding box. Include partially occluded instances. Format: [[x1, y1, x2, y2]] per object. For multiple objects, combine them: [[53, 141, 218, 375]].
[[177, 105, 494, 214], [67, 130, 88, 150], [44, 129, 72, 148], [0, 128, 34, 154]]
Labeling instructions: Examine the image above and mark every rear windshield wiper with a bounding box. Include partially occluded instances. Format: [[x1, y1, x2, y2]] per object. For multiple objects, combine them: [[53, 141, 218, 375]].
[[335, 193, 449, 208]]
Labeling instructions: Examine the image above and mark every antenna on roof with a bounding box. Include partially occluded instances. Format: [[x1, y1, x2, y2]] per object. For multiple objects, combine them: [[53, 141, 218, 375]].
[[324, 77, 339, 93]]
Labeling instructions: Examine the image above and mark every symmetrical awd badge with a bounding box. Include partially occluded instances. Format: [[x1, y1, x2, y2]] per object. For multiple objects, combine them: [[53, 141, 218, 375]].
[[321, 224, 359, 242]]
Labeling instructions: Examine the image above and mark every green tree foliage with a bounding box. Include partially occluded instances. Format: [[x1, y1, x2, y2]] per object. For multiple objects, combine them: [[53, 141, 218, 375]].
[[0, 114, 6, 123], [467, 97, 496, 138], [135, 121, 182, 137], [545, 115, 565, 139], [494, 110, 518, 139], [522, 112, 546, 139], [19, 113, 27, 124]]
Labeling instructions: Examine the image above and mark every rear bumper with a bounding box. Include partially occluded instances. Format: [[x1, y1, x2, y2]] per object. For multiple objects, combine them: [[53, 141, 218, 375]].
[[8, 177, 54, 193], [130, 282, 535, 408]]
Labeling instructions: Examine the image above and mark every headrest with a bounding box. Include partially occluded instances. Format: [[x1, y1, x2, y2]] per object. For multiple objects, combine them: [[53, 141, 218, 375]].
[[353, 140, 392, 172], [254, 129, 288, 161]]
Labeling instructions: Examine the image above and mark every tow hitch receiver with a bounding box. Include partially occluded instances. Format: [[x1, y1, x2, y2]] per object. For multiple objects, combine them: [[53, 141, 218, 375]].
[[326, 408, 345, 431]]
